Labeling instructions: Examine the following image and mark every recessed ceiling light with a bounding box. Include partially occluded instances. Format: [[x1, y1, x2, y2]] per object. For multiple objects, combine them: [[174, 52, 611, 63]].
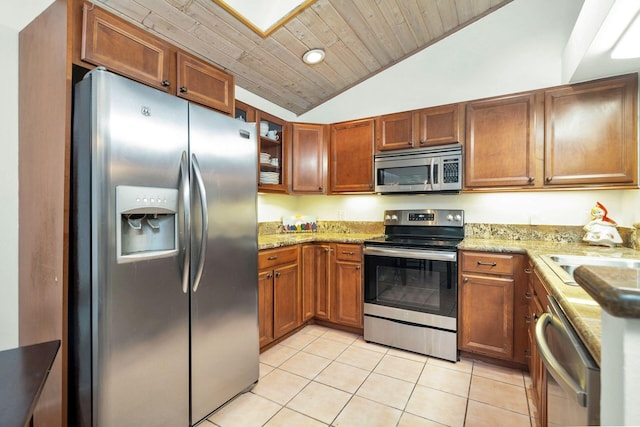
[[302, 48, 325, 65]]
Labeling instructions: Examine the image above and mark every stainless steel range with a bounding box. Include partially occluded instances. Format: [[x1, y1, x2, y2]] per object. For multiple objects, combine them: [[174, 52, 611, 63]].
[[363, 209, 464, 362]]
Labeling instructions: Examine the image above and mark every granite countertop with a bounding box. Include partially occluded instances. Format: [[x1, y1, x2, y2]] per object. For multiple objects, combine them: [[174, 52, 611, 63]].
[[574, 265, 640, 318], [258, 232, 384, 250], [459, 238, 640, 365]]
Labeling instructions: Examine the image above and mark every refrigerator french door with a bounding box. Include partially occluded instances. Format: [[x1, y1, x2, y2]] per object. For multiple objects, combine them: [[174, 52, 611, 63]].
[[70, 68, 259, 426]]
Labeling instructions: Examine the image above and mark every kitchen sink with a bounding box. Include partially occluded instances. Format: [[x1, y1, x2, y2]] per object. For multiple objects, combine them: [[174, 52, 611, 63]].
[[541, 254, 640, 286]]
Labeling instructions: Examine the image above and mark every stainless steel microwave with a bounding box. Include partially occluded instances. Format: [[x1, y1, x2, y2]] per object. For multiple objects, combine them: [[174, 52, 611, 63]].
[[374, 144, 462, 194]]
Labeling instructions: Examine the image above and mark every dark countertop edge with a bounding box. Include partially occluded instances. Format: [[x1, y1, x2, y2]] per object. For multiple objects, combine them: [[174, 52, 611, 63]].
[[574, 265, 640, 318], [0, 340, 60, 427]]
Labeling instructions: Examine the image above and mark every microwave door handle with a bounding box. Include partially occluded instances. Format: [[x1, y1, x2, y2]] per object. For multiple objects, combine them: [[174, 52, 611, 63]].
[[429, 157, 435, 191], [431, 157, 442, 191]]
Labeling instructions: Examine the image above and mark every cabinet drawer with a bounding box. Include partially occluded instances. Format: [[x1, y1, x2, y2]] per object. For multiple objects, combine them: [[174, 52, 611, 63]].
[[259, 246, 298, 269], [335, 244, 362, 262], [532, 268, 549, 305], [461, 252, 514, 275]]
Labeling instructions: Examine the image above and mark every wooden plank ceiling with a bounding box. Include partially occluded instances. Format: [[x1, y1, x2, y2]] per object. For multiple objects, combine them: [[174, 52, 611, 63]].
[[93, 0, 512, 115]]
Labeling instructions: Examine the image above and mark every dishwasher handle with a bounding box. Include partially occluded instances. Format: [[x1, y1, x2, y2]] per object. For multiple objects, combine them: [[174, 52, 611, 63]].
[[535, 312, 587, 407]]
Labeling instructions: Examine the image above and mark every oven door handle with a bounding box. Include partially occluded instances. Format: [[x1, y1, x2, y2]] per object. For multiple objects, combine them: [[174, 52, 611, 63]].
[[363, 246, 456, 261]]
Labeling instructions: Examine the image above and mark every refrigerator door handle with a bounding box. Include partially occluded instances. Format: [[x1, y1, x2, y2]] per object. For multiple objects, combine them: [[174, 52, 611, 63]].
[[180, 151, 191, 294], [191, 154, 208, 292]]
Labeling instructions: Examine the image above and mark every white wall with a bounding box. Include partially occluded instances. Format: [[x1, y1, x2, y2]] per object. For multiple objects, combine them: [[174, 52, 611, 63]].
[[297, 0, 585, 124], [0, 23, 20, 351], [0, 0, 56, 351], [258, 190, 638, 227]]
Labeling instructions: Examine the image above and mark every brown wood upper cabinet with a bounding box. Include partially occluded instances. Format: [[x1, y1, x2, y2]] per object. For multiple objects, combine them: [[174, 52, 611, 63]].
[[415, 103, 465, 147], [81, 2, 174, 93], [257, 111, 288, 193], [81, 2, 234, 114], [465, 73, 638, 190], [544, 73, 637, 187], [465, 93, 539, 188], [291, 123, 327, 193], [329, 118, 375, 193], [377, 104, 463, 152], [176, 52, 234, 114]]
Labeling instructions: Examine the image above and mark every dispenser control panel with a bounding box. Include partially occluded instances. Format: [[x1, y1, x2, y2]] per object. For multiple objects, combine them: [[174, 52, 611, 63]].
[[115, 185, 179, 264]]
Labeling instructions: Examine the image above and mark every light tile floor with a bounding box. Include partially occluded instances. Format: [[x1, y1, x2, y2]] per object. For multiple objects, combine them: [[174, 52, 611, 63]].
[[206, 325, 538, 427]]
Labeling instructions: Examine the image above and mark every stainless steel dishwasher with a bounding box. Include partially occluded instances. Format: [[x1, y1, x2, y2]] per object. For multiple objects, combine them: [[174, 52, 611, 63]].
[[535, 295, 600, 426]]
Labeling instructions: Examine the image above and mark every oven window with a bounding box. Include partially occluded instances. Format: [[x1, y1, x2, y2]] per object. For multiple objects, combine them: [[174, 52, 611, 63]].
[[364, 254, 456, 317], [377, 165, 438, 186]]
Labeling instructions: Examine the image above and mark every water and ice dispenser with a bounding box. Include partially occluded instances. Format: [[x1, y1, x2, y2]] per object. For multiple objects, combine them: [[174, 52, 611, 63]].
[[116, 185, 179, 263]]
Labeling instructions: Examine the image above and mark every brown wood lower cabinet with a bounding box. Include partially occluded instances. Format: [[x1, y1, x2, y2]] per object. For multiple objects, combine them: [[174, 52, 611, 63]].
[[526, 260, 549, 427], [302, 243, 364, 329], [258, 246, 300, 347], [458, 251, 528, 365], [302, 244, 332, 321], [332, 244, 364, 328]]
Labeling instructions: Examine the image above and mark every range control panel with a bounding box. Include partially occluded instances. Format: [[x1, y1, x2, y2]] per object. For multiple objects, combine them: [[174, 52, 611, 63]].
[[383, 209, 464, 227]]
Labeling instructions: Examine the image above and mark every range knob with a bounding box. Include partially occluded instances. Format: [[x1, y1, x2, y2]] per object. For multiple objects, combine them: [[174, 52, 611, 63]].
[[385, 214, 391, 221], [391, 214, 398, 221], [446, 214, 453, 221], [454, 214, 462, 222]]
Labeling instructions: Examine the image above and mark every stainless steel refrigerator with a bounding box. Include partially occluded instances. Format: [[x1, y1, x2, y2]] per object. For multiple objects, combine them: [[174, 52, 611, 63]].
[[70, 68, 259, 426]]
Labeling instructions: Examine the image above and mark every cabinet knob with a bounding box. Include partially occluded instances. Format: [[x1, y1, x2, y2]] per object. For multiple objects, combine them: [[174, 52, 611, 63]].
[[419, 140, 425, 145], [525, 291, 532, 299], [525, 315, 532, 324], [319, 186, 323, 191], [408, 141, 413, 146], [355, 265, 361, 270], [267, 255, 279, 260], [463, 277, 469, 283], [545, 176, 553, 183], [342, 251, 355, 255], [524, 268, 532, 274], [180, 86, 188, 93], [275, 271, 281, 278], [161, 80, 171, 87], [266, 273, 272, 279]]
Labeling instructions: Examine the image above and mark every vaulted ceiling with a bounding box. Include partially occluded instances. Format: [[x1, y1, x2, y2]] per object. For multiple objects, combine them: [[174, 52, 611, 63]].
[[94, 0, 512, 115]]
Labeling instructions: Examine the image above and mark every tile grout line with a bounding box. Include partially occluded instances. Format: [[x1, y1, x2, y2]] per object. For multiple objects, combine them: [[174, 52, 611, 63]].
[[255, 327, 535, 427]]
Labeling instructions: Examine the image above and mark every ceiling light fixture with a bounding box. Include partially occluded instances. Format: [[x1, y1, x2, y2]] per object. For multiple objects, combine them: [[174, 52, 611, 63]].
[[302, 48, 325, 65]]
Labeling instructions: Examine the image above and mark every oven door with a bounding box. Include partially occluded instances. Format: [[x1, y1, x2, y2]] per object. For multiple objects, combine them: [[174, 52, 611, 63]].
[[363, 246, 457, 329]]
